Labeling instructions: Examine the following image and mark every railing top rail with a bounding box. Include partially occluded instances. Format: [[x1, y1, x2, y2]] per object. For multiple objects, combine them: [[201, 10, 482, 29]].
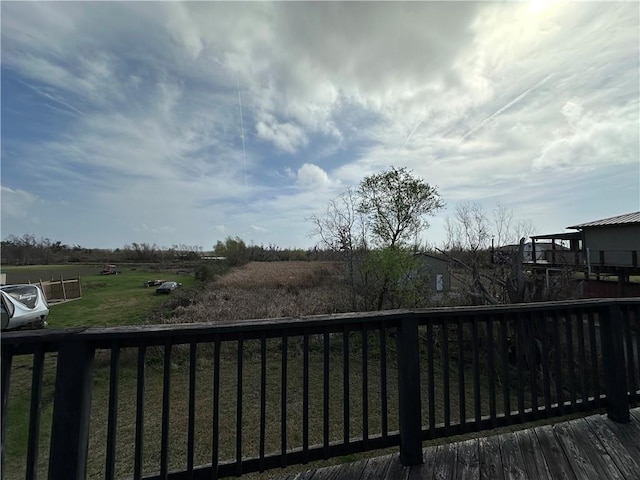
[[414, 296, 638, 315], [1, 309, 412, 351], [2, 297, 638, 352]]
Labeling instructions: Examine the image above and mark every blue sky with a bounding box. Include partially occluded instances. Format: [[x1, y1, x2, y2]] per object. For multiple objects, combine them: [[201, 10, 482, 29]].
[[1, 1, 638, 250]]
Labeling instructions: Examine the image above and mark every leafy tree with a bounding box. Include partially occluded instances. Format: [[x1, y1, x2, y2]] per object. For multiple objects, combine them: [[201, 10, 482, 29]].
[[362, 246, 430, 310], [358, 166, 443, 248], [213, 237, 249, 266], [310, 167, 444, 310], [358, 167, 443, 309]]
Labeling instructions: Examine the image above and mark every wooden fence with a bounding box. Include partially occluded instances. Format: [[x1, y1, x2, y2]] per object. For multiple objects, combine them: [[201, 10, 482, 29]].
[[1, 298, 639, 479], [38, 276, 82, 304]]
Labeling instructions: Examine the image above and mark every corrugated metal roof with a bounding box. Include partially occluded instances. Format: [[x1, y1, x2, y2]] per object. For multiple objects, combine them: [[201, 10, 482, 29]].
[[568, 211, 640, 229]]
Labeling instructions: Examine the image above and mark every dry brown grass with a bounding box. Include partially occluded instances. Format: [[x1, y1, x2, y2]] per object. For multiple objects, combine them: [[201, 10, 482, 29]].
[[152, 262, 353, 325], [215, 261, 342, 290]]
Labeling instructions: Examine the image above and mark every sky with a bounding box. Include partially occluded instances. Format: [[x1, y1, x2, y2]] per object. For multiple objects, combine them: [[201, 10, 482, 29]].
[[1, 1, 639, 250]]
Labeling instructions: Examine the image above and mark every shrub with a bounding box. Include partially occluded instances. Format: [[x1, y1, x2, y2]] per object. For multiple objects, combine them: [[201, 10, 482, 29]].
[[213, 237, 249, 266], [194, 264, 214, 283]]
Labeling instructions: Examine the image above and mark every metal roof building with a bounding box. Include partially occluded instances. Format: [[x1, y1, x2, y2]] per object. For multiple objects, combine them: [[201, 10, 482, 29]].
[[568, 211, 640, 229], [526, 211, 640, 297]]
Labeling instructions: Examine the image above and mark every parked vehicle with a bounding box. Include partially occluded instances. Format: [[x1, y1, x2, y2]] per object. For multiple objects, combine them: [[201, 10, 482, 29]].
[[155, 281, 179, 294], [100, 264, 119, 275], [1, 284, 49, 330], [144, 279, 166, 287]]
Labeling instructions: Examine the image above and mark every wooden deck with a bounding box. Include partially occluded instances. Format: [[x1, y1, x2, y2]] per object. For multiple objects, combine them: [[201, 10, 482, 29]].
[[280, 407, 640, 480]]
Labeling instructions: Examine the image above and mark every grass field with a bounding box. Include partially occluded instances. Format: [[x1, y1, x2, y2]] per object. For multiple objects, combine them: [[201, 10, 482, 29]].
[[49, 268, 196, 329]]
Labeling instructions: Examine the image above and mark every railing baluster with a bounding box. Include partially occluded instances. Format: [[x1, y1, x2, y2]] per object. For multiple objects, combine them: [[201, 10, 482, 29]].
[[211, 337, 221, 480], [427, 320, 436, 435], [577, 309, 588, 409], [361, 324, 368, 450], [500, 315, 510, 424], [627, 304, 640, 402], [26, 346, 44, 480], [160, 343, 172, 480], [134, 346, 146, 480], [323, 328, 330, 458], [553, 312, 563, 415], [303, 332, 309, 463], [379, 322, 388, 439], [342, 325, 350, 450], [281, 331, 288, 467], [457, 316, 466, 429], [540, 313, 552, 416], [487, 316, 496, 426], [566, 311, 576, 409], [236, 334, 243, 476], [587, 309, 600, 407], [472, 317, 481, 429], [105, 343, 120, 480], [1, 346, 13, 473], [515, 313, 525, 422], [442, 317, 450, 433], [187, 342, 197, 479], [529, 313, 538, 418], [622, 306, 637, 403], [259, 334, 266, 471]]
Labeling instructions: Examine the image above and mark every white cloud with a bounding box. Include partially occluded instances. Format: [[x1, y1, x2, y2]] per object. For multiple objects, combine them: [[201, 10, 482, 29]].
[[137, 224, 175, 235], [296, 163, 330, 190], [533, 101, 639, 172], [165, 2, 204, 60], [256, 114, 308, 153], [0, 186, 39, 218]]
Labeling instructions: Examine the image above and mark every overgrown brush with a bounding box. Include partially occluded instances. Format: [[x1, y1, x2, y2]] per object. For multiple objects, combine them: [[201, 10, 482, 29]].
[[145, 262, 351, 326]]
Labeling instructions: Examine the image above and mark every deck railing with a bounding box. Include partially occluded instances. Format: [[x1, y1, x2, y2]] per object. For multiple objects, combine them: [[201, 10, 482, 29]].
[[525, 248, 639, 269], [2, 298, 639, 479]]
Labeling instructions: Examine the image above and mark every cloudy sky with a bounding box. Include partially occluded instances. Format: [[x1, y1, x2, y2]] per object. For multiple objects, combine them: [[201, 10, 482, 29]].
[[2, 1, 638, 250]]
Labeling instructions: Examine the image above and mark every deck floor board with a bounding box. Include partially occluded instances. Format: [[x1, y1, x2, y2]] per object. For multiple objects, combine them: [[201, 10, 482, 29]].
[[513, 428, 552, 479], [585, 414, 640, 478], [274, 408, 640, 480]]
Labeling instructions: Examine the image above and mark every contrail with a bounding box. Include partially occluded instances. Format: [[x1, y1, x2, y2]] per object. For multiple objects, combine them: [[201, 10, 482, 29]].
[[462, 73, 554, 140], [237, 77, 249, 199], [396, 118, 425, 153], [20, 80, 85, 116]]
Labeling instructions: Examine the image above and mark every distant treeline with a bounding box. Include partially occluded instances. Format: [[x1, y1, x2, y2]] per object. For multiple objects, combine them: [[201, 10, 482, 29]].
[[0, 234, 342, 266]]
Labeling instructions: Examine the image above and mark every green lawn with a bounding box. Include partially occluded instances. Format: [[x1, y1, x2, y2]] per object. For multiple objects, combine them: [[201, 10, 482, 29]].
[[46, 268, 196, 328], [1, 263, 197, 328]]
